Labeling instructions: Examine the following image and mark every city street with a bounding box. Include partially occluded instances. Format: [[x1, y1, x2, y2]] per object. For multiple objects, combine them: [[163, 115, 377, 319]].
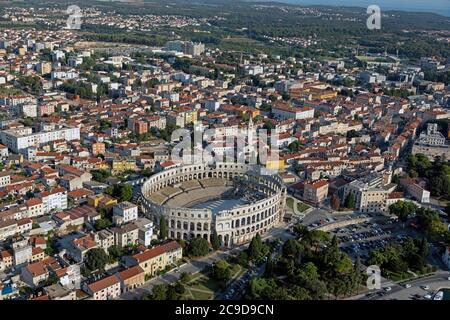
[[354, 271, 450, 300]]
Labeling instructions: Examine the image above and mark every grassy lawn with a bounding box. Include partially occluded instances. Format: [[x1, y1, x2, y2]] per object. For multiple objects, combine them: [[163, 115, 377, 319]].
[[386, 271, 411, 282], [182, 264, 246, 300], [286, 197, 310, 212], [232, 264, 246, 280], [286, 197, 295, 210], [190, 275, 221, 292], [189, 290, 213, 300], [297, 202, 310, 212]]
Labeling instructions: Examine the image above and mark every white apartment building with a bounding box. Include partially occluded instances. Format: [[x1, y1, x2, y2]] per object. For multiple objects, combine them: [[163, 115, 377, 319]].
[[0, 126, 80, 153], [25, 198, 44, 218], [272, 103, 315, 120], [112, 201, 138, 226], [0, 95, 35, 107], [84, 275, 121, 300], [134, 218, 154, 247], [39, 187, 68, 213], [13, 104, 38, 118], [0, 172, 11, 188]]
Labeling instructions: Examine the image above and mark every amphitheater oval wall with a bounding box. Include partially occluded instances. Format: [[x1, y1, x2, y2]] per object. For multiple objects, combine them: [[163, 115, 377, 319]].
[[141, 163, 286, 247]]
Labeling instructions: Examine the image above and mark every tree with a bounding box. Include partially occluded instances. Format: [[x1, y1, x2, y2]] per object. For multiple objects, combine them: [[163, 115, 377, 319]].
[[105, 184, 133, 202], [236, 250, 249, 267], [179, 272, 191, 284], [187, 237, 210, 257], [351, 257, 363, 294], [211, 232, 221, 251], [211, 259, 232, 282], [264, 255, 275, 278], [248, 277, 278, 300], [344, 193, 355, 209], [288, 141, 301, 152], [44, 235, 58, 256], [159, 217, 168, 240], [95, 218, 112, 231], [85, 248, 109, 272], [331, 194, 340, 211], [248, 233, 263, 261], [119, 184, 133, 202], [388, 201, 418, 223], [293, 224, 308, 238], [150, 284, 167, 300], [282, 239, 303, 259], [92, 169, 111, 183], [174, 282, 185, 296], [166, 283, 182, 300], [108, 245, 123, 262]]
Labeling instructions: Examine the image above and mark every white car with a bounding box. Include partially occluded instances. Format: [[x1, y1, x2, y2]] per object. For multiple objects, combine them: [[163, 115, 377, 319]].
[[447, 277, 450, 281], [404, 284, 412, 289], [421, 285, 430, 290], [384, 287, 392, 292]]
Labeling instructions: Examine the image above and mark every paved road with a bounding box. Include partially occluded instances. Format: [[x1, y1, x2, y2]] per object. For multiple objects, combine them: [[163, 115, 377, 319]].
[[354, 271, 450, 300]]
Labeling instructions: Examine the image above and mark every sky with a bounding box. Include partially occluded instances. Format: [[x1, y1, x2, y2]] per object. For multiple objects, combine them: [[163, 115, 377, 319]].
[[279, 0, 450, 17]]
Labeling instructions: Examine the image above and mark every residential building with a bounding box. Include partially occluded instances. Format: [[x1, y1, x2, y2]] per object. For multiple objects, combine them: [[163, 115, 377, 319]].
[[83, 274, 121, 300], [303, 180, 329, 204], [39, 187, 68, 213], [115, 265, 145, 293], [125, 241, 182, 276], [112, 202, 138, 226]]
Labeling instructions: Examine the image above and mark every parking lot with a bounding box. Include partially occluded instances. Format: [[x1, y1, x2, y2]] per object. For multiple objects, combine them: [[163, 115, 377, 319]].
[[330, 217, 411, 260]]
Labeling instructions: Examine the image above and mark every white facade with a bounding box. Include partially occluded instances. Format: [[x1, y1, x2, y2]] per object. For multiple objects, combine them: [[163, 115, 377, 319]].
[[40, 189, 68, 213], [0, 126, 80, 153], [0, 172, 10, 187], [112, 202, 138, 226], [272, 106, 315, 120]]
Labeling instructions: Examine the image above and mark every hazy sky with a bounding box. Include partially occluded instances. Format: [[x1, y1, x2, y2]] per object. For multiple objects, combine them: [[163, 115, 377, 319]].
[[280, 0, 450, 16]]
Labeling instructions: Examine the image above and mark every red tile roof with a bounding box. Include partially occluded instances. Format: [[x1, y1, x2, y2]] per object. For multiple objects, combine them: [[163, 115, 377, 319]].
[[117, 265, 144, 281], [87, 275, 120, 293], [133, 241, 180, 263]]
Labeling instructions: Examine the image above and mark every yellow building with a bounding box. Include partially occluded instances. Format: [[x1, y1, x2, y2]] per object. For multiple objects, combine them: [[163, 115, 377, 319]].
[[310, 89, 337, 100], [131, 241, 182, 276], [240, 108, 260, 119], [88, 194, 118, 209], [266, 159, 285, 171], [111, 159, 137, 175], [184, 109, 198, 125]]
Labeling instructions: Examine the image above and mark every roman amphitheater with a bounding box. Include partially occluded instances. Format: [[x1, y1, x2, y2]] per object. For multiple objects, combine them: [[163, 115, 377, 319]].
[[140, 163, 287, 247]]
